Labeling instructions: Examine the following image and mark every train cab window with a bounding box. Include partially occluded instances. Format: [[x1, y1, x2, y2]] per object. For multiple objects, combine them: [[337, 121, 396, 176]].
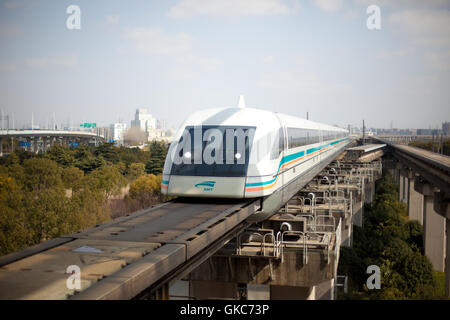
[[170, 125, 255, 177]]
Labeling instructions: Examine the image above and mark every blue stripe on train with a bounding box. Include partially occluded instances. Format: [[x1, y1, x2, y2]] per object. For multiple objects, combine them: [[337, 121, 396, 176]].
[[245, 137, 348, 187]]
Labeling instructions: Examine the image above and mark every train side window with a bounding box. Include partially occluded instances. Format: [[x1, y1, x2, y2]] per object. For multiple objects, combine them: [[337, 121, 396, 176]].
[[308, 129, 319, 144], [287, 127, 307, 149]]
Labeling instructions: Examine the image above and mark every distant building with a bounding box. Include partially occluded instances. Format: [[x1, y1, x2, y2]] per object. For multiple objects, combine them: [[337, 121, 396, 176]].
[[129, 108, 171, 143], [131, 109, 156, 132], [111, 122, 127, 145], [98, 127, 112, 141], [157, 119, 167, 131], [443, 122, 450, 135], [417, 129, 441, 135]]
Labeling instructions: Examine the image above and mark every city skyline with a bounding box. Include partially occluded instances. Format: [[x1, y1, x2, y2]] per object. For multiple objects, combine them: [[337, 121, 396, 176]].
[[0, 0, 449, 130]]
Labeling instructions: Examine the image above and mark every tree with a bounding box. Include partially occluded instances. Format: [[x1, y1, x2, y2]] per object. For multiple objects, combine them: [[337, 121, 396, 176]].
[[115, 161, 126, 175], [89, 166, 126, 199], [94, 142, 119, 163], [128, 162, 146, 180], [26, 187, 71, 243], [45, 145, 75, 167], [73, 146, 106, 173], [146, 141, 168, 175], [128, 174, 162, 207], [22, 158, 63, 192], [62, 166, 84, 192], [0, 174, 29, 255]]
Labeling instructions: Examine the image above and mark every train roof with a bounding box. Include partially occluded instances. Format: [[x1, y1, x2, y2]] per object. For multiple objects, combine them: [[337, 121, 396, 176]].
[[180, 106, 347, 133]]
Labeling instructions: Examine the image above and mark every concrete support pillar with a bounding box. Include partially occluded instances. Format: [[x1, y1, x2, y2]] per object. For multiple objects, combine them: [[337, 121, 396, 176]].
[[0, 137, 3, 156], [446, 219, 450, 298], [33, 138, 38, 154], [404, 175, 409, 204], [394, 167, 400, 185], [270, 285, 315, 300], [152, 283, 169, 300], [247, 284, 270, 300], [433, 192, 450, 298], [423, 195, 445, 272], [415, 180, 446, 272], [364, 181, 375, 204], [399, 173, 405, 202], [314, 279, 335, 300], [43, 137, 47, 153], [26, 137, 30, 152], [408, 178, 423, 224]]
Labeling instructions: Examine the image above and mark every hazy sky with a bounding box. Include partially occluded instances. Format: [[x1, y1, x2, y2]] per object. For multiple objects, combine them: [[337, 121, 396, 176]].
[[0, 0, 449, 130]]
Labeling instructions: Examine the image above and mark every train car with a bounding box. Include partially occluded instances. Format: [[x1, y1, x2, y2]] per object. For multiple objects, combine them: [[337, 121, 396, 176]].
[[161, 103, 351, 221]]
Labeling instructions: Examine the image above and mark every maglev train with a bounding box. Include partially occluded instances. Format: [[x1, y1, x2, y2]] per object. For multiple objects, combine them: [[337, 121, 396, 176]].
[[161, 102, 351, 221]]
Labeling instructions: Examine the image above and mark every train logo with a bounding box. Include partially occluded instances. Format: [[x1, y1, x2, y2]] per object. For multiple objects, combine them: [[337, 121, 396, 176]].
[[194, 181, 216, 191]]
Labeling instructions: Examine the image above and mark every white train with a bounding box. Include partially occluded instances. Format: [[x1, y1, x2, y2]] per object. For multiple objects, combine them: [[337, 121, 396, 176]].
[[162, 103, 350, 220]]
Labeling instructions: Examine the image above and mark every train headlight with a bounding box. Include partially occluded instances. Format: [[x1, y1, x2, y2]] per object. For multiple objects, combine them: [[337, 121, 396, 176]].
[[184, 151, 191, 159], [235, 152, 241, 160]]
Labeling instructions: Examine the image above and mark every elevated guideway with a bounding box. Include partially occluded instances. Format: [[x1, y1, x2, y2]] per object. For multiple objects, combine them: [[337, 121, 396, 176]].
[[376, 138, 450, 197], [376, 137, 450, 297], [0, 199, 259, 299]]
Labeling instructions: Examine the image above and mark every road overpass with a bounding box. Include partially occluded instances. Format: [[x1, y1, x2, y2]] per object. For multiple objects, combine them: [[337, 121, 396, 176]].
[[0, 129, 106, 155]]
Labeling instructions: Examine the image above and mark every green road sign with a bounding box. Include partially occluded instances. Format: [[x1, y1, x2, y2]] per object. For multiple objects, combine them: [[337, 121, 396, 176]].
[[80, 122, 97, 128]]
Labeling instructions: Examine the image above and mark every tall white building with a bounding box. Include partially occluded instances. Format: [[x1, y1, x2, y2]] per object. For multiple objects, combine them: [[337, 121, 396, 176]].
[[156, 119, 167, 131], [131, 109, 156, 132], [129, 108, 172, 143], [111, 122, 127, 145]]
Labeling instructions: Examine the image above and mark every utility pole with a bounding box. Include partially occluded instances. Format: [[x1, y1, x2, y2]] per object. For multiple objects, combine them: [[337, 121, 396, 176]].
[[306, 112, 309, 120], [362, 120, 365, 145]]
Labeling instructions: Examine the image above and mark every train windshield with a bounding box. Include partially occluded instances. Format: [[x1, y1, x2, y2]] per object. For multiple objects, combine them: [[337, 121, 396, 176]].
[[170, 125, 255, 177]]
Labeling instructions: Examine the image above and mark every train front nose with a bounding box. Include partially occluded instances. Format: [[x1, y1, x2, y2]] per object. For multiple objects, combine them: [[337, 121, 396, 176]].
[[165, 176, 246, 198]]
